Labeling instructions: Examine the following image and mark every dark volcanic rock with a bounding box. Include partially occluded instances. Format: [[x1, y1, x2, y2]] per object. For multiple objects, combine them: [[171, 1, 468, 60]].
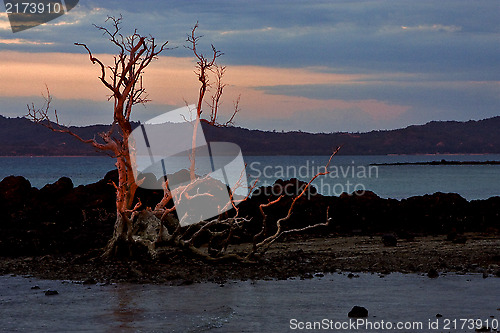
[[0, 176, 36, 212], [1, 173, 500, 258], [452, 236, 467, 244], [427, 269, 439, 278], [0, 172, 116, 256], [82, 278, 97, 285], [178, 279, 194, 286], [39, 177, 73, 198], [348, 306, 368, 318], [382, 234, 397, 247], [45, 290, 58, 296]]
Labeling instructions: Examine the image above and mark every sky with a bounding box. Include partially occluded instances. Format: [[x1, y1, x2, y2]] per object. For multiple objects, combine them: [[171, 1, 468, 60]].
[[0, 0, 499, 133]]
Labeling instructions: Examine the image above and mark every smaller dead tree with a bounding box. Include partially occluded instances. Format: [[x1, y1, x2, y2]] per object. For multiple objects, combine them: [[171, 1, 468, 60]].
[[185, 22, 221, 181], [185, 23, 241, 180]]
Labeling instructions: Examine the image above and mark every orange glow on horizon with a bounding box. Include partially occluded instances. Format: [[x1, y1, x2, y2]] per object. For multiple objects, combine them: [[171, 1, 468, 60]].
[[0, 51, 409, 124]]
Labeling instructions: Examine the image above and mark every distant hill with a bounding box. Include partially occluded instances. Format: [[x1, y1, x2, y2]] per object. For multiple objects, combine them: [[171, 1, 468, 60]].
[[202, 117, 500, 155], [1, 115, 500, 156], [0, 116, 110, 156]]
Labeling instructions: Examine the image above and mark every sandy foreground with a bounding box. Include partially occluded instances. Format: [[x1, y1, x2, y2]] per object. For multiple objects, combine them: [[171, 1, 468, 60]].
[[1, 233, 499, 284]]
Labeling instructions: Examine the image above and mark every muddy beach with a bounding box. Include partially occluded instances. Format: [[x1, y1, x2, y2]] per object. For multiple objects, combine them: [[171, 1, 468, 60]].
[[1, 233, 499, 285]]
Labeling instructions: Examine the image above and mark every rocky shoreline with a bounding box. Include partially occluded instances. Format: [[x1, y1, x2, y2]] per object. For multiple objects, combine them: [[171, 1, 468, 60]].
[[1, 171, 499, 284], [371, 159, 500, 166]]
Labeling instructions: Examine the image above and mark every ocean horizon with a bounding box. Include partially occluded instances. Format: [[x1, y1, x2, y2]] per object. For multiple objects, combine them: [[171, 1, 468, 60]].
[[1, 154, 499, 200]]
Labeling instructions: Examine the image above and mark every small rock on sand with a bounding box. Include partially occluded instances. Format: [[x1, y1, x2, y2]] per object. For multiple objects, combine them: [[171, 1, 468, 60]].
[[427, 269, 439, 278], [382, 234, 397, 247], [348, 306, 368, 318]]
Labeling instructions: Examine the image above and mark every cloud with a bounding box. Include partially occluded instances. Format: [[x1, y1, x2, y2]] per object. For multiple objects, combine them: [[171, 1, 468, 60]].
[[0, 38, 54, 45], [0, 0, 498, 133], [0, 1, 497, 78], [400, 24, 462, 33], [220, 27, 274, 36], [256, 80, 500, 127], [0, 13, 13, 31]]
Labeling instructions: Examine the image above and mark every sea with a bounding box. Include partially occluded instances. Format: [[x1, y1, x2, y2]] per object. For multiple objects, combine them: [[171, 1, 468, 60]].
[[0, 154, 499, 332], [0, 273, 498, 332], [0, 154, 499, 200]]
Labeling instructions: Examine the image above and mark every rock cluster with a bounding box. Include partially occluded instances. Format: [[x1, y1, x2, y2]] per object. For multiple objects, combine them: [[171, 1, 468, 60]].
[[1, 173, 499, 257]]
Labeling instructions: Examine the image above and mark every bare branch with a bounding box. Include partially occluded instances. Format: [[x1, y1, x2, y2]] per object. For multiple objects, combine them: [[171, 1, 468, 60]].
[[253, 147, 341, 254], [207, 64, 227, 125], [74, 42, 117, 94], [26, 88, 119, 154], [223, 94, 241, 127]]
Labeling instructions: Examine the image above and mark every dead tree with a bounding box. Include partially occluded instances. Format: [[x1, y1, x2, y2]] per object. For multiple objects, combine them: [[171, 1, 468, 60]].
[[27, 19, 339, 263], [185, 22, 221, 181], [185, 23, 241, 180], [27, 15, 168, 257]]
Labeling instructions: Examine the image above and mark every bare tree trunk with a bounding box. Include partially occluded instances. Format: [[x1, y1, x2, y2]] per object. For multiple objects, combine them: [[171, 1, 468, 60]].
[[189, 104, 202, 181], [102, 215, 132, 257], [187, 23, 221, 181], [102, 153, 140, 257]]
